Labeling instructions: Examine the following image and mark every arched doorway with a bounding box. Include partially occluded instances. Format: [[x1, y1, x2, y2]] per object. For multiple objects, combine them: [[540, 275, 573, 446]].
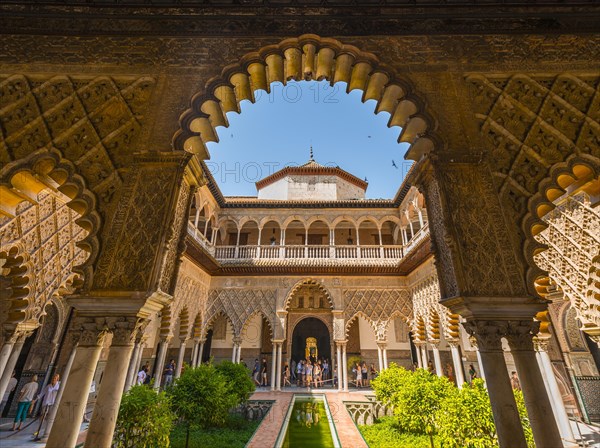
[[291, 317, 331, 364]]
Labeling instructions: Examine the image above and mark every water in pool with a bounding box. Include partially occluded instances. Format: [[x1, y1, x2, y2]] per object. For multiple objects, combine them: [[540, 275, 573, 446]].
[[282, 396, 336, 448]]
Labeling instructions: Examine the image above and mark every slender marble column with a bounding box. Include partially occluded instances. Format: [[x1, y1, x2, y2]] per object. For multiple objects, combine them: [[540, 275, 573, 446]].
[[535, 339, 577, 446], [124, 342, 141, 391], [506, 321, 562, 448], [0, 334, 26, 403], [236, 339, 242, 364], [463, 320, 527, 448], [432, 343, 443, 377], [47, 323, 107, 448], [175, 338, 187, 378], [85, 319, 137, 448], [336, 343, 343, 391], [449, 342, 465, 386], [377, 345, 383, 372], [190, 341, 198, 369], [414, 343, 423, 368], [270, 342, 277, 391], [0, 340, 15, 380], [379, 343, 388, 370], [42, 342, 78, 439], [153, 337, 171, 390], [276, 343, 282, 391], [420, 344, 428, 368], [342, 343, 348, 391], [196, 341, 205, 366]]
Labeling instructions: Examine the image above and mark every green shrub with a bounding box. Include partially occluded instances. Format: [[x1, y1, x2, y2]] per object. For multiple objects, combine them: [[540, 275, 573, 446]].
[[436, 379, 497, 448], [113, 384, 174, 448], [215, 360, 255, 405], [514, 389, 535, 448], [168, 364, 236, 430], [359, 417, 437, 448], [372, 365, 453, 438]]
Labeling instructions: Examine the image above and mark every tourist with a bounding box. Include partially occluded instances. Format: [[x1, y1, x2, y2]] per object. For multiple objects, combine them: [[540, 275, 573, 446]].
[[296, 360, 303, 386], [511, 371, 521, 391], [291, 359, 297, 381], [12, 374, 38, 431], [137, 366, 148, 385], [305, 361, 313, 388], [261, 357, 268, 387], [164, 359, 175, 387], [369, 363, 377, 380], [0, 370, 17, 416], [469, 364, 477, 381], [361, 362, 368, 387], [34, 373, 60, 437], [142, 362, 151, 384], [427, 360, 434, 373], [313, 362, 321, 388], [283, 364, 291, 387], [252, 359, 261, 386], [355, 362, 363, 388], [446, 363, 454, 384], [322, 359, 329, 383]]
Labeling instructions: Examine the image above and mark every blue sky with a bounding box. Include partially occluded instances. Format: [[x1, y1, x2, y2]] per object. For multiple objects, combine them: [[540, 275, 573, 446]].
[[205, 80, 412, 199]]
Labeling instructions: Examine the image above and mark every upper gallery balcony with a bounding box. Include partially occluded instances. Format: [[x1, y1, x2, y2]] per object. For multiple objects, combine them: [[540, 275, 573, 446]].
[[186, 218, 430, 272]]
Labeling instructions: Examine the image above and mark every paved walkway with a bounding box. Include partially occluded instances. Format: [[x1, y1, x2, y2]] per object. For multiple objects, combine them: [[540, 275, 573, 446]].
[[246, 386, 370, 448]]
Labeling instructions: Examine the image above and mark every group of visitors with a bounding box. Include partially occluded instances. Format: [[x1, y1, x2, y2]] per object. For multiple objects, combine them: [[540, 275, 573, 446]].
[[352, 362, 377, 387], [0, 371, 62, 433], [294, 358, 330, 388]]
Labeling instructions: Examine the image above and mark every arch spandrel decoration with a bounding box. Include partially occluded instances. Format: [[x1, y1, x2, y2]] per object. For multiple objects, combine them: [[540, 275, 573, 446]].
[[173, 34, 439, 162], [205, 288, 277, 339], [343, 288, 412, 341], [283, 278, 335, 312]]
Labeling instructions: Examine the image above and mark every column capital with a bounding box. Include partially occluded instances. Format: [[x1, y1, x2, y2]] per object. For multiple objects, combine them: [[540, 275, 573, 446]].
[[72, 316, 111, 347], [428, 339, 441, 348], [334, 340, 348, 346], [533, 337, 550, 352], [111, 316, 146, 346], [233, 336, 243, 346], [505, 320, 540, 352], [447, 339, 461, 348], [376, 341, 388, 349], [462, 319, 508, 352]]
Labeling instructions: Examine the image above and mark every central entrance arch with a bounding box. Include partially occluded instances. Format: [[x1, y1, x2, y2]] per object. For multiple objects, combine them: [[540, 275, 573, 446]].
[[291, 317, 331, 363]]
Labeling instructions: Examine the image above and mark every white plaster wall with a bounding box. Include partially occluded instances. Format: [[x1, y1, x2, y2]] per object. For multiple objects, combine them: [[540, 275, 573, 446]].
[[257, 175, 365, 200], [257, 178, 288, 200], [211, 320, 235, 349]]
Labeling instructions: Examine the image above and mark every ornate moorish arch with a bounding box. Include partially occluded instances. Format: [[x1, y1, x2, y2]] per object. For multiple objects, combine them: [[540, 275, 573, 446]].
[[173, 34, 439, 161]]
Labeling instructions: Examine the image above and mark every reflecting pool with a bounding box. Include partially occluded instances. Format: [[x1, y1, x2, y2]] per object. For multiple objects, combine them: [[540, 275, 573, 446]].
[[275, 394, 341, 448]]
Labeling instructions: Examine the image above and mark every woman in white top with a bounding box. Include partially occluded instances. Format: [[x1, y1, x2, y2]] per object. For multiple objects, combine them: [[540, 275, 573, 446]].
[[12, 375, 38, 431]]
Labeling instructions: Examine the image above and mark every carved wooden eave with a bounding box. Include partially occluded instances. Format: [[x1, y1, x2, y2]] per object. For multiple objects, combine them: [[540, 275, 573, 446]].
[[1, 2, 599, 37], [184, 228, 432, 276]]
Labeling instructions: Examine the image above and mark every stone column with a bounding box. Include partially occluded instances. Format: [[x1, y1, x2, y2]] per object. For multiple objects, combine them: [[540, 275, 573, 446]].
[[124, 340, 142, 392], [85, 318, 139, 448], [336, 343, 343, 391], [0, 332, 27, 402], [469, 337, 487, 382], [0, 338, 15, 379], [505, 321, 562, 448], [276, 342, 283, 391], [431, 342, 443, 377], [414, 342, 423, 368], [153, 336, 171, 390], [342, 342, 348, 391], [190, 341, 198, 369], [270, 342, 277, 391], [41, 340, 78, 440], [47, 320, 108, 448], [535, 338, 577, 447], [175, 338, 187, 378], [449, 341, 465, 386], [377, 342, 388, 370], [232, 342, 238, 363], [196, 341, 205, 366], [463, 320, 528, 448], [420, 344, 429, 367], [377, 345, 383, 372], [236, 340, 242, 364]]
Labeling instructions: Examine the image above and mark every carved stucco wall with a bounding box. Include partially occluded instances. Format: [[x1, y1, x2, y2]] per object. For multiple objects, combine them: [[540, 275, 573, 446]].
[[0, 190, 85, 337], [535, 191, 600, 342]]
